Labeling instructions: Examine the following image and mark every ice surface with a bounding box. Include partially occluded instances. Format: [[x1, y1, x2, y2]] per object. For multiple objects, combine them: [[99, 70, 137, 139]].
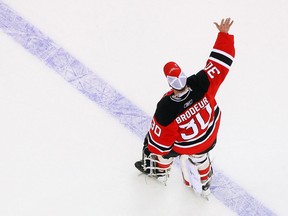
[[0, 0, 287, 215]]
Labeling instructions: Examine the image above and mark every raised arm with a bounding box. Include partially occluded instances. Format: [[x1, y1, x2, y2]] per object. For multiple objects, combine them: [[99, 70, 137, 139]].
[[202, 18, 235, 97]]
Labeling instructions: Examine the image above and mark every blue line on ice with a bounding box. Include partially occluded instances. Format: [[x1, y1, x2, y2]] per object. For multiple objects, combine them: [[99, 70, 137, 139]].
[[0, 1, 276, 215]]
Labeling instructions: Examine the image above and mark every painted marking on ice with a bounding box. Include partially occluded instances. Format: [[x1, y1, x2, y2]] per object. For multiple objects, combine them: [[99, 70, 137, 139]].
[[0, 1, 276, 215], [0, 1, 150, 140]]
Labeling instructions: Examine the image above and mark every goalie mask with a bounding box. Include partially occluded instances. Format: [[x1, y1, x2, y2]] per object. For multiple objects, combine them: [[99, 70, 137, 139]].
[[163, 61, 187, 90]]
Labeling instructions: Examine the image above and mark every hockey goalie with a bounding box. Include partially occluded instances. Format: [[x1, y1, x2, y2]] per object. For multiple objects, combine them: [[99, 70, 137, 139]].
[[135, 18, 235, 198]]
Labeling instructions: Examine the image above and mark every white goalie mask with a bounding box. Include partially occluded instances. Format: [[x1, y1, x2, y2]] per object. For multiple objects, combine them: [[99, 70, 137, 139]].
[[163, 61, 187, 90]]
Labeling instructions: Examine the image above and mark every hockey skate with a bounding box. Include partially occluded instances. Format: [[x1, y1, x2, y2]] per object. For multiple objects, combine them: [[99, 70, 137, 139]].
[[201, 180, 211, 199]]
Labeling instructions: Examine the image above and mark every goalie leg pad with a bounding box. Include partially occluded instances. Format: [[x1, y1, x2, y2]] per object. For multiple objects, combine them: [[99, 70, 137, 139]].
[[180, 155, 203, 194], [190, 153, 213, 196], [180, 153, 213, 196], [189, 153, 213, 183], [135, 136, 173, 183], [145, 154, 173, 182]]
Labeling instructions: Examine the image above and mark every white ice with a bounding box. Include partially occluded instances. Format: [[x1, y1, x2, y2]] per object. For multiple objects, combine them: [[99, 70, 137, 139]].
[[0, 0, 287, 215]]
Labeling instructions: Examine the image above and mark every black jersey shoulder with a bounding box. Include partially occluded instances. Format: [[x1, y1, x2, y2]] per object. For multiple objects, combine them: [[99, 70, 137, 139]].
[[154, 70, 210, 126], [187, 70, 210, 93]]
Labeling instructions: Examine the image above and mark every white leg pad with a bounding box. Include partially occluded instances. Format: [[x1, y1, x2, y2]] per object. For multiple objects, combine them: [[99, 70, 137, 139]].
[[180, 155, 203, 194]]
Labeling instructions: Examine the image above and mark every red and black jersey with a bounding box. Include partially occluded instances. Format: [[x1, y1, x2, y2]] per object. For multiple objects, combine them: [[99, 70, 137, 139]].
[[147, 32, 235, 156]]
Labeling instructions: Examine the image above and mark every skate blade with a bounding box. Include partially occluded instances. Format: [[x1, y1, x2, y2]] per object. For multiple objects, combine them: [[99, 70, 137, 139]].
[[137, 172, 167, 186]]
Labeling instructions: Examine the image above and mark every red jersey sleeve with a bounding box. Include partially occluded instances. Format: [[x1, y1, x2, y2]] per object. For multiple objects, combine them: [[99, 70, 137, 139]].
[[204, 32, 235, 97], [147, 116, 178, 155]]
